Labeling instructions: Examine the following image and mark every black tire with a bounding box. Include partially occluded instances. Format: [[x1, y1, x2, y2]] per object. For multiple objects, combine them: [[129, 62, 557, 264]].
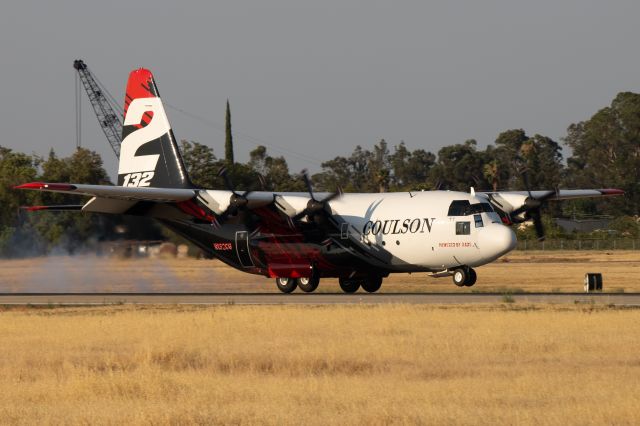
[[464, 268, 477, 287], [361, 276, 383, 293], [339, 277, 360, 293], [276, 277, 297, 293], [297, 275, 320, 293], [452, 268, 467, 287]]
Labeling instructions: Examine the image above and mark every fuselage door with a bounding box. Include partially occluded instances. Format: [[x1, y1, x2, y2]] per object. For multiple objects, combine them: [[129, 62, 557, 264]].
[[340, 222, 349, 239], [235, 231, 254, 267]]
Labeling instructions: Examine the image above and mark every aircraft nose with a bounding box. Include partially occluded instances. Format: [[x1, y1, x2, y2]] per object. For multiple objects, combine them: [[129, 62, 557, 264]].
[[479, 223, 517, 260]]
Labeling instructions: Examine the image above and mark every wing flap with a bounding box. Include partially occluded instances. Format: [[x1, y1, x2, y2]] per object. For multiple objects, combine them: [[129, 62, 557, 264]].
[[82, 197, 138, 214]]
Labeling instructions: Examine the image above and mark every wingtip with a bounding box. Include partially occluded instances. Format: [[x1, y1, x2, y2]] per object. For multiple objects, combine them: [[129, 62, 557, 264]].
[[20, 205, 48, 212], [14, 182, 44, 190], [14, 182, 77, 191], [600, 189, 624, 196]]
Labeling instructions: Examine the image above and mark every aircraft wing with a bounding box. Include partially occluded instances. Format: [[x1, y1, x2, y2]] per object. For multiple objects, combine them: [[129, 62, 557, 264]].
[[15, 182, 197, 202], [15, 181, 201, 216], [478, 189, 624, 214], [14, 181, 307, 219]]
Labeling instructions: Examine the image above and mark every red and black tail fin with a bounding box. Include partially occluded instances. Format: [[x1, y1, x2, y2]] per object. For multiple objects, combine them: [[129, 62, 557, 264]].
[[117, 68, 193, 189]]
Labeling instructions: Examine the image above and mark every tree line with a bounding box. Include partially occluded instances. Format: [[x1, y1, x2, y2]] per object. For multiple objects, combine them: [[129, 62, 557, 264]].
[[1, 91, 639, 256]]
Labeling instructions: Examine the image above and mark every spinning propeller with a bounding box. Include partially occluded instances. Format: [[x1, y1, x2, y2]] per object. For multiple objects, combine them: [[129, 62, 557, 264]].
[[509, 170, 557, 241], [292, 170, 342, 225], [217, 167, 253, 221]]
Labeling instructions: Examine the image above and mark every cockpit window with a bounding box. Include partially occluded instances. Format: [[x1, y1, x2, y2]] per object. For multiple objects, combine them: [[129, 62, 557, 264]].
[[448, 201, 494, 216], [466, 202, 494, 215], [448, 200, 471, 216]]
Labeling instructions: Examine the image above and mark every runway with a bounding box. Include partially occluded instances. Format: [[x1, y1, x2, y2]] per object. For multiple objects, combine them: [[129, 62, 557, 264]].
[[1, 292, 639, 305]]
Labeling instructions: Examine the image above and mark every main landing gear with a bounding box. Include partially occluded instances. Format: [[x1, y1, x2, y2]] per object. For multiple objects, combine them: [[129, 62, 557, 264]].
[[452, 267, 477, 287], [275, 275, 384, 294], [338, 276, 383, 294], [297, 276, 320, 293], [339, 276, 382, 293], [275, 276, 320, 294], [275, 277, 297, 293]]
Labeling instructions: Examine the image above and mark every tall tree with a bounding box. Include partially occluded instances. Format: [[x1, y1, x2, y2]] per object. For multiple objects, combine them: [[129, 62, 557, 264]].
[[493, 129, 529, 189], [519, 134, 563, 189], [483, 159, 499, 192], [225, 99, 234, 166], [0, 147, 41, 257], [430, 139, 489, 191], [248, 146, 303, 191], [564, 92, 640, 215], [389, 143, 436, 190], [34, 148, 112, 254], [370, 140, 390, 192], [180, 140, 221, 188]]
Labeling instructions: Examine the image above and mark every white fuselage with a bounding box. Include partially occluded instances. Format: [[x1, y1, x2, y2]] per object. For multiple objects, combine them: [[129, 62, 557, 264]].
[[201, 189, 517, 272], [327, 191, 516, 270]]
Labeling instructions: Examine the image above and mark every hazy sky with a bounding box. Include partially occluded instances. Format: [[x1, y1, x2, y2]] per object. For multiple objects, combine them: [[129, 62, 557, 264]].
[[1, 1, 639, 179]]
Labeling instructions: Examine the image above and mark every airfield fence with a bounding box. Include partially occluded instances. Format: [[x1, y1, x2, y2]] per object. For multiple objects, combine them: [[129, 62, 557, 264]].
[[516, 239, 640, 251]]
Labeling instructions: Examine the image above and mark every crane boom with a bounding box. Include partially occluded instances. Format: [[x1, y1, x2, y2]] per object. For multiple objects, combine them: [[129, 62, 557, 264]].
[[73, 59, 123, 158]]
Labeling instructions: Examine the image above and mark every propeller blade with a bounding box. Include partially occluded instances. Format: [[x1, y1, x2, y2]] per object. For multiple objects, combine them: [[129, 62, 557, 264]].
[[257, 174, 267, 191], [292, 210, 308, 222], [521, 168, 533, 199], [214, 168, 259, 224], [290, 170, 342, 226], [530, 209, 545, 241], [300, 169, 316, 201], [537, 190, 557, 203], [217, 167, 238, 196], [321, 191, 341, 203]]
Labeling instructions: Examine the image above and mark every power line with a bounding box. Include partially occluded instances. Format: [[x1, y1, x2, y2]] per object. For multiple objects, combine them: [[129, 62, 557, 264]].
[[164, 102, 324, 167]]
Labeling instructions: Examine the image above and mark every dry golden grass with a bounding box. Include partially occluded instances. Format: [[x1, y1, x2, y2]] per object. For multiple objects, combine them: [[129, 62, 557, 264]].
[[0, 250, 638, 293], [0, 304, 639, 425]]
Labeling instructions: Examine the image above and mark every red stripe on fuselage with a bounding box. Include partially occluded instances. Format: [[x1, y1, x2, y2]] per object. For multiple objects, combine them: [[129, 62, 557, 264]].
[[176, 200, 214, 222], [251, 207, 336, 274]]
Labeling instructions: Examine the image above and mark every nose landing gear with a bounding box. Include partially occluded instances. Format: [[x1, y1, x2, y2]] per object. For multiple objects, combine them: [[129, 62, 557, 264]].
[[452, 267, 477, 287]]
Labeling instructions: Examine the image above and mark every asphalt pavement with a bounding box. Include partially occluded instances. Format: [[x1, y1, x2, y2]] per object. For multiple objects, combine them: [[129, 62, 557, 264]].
[[0, 292, 638, 305]]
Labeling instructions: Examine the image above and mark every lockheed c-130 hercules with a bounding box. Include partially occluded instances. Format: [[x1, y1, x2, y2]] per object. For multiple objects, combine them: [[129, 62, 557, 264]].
[[16, 68, 623, 293]]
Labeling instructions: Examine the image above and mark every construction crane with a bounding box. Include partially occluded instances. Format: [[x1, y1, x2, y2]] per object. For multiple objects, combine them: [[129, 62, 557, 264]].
[[73, 59, 123, 158]]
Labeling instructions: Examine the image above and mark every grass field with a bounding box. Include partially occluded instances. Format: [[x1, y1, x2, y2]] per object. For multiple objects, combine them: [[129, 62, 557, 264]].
[[0, 250, 638, 293], [0, 304, 639, 425]]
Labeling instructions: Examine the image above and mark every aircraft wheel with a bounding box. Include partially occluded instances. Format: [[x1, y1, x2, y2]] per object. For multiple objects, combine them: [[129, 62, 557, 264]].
[[339, 277, 360, 293], [464, 268, 477, 287], [297, 276, 320, 293], [361, 276, 383, 293], [276, 277, 297, 294], [452, 268, 467, 287]]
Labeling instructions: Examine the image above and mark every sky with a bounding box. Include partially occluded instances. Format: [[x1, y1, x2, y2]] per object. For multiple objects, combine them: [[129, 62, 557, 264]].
[[1, 1, 639, 179]]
